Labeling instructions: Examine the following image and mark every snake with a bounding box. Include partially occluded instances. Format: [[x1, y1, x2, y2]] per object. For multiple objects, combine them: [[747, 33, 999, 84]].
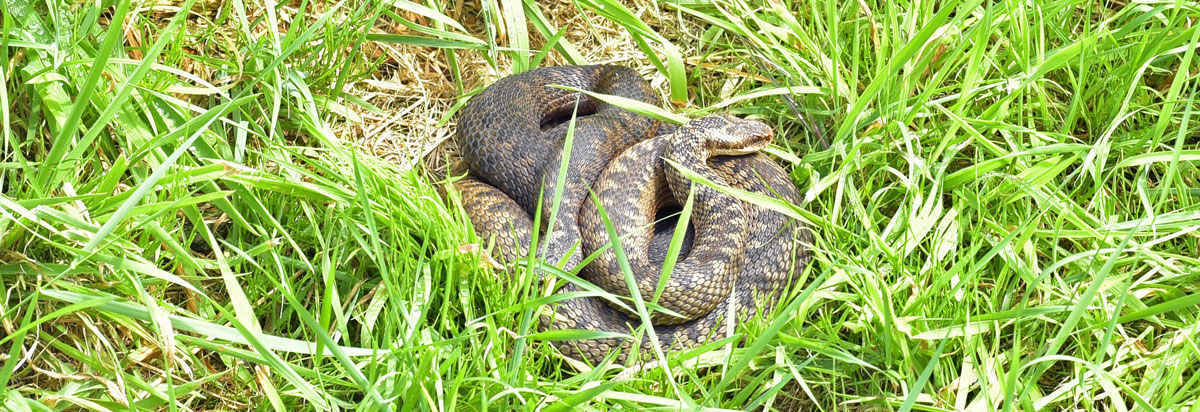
[[451, 65, 812, 364]]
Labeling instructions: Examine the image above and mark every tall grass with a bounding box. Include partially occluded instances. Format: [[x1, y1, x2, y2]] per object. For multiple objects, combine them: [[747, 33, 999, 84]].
[[2, 0, 1198, 410]]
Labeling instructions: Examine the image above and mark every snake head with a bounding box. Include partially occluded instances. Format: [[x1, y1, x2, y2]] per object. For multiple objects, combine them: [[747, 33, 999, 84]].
[[681, 114, 774, 156]]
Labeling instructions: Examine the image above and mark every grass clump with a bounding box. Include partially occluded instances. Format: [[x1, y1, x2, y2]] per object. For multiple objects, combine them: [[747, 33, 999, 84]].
[[2, 0, 1199, 410]]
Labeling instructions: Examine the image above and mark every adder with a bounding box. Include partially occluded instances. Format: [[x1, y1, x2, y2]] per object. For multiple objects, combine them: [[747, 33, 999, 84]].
[[452, 64, 811, 363]]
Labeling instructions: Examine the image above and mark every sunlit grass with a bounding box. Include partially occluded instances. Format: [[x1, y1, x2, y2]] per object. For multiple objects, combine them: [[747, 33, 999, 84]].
[[2, 0, 1198, 410]]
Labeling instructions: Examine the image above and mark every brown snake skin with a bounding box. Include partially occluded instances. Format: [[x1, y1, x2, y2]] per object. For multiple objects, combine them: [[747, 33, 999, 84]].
[[452, 65, 812, 363]]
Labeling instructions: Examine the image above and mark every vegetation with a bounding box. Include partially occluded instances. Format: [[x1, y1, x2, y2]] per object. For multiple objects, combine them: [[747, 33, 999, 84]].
[[2, 0, 1199, 410]]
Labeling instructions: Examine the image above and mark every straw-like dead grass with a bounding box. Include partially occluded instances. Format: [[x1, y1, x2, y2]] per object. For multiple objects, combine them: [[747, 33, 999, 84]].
[[348, 1, 691, 176]]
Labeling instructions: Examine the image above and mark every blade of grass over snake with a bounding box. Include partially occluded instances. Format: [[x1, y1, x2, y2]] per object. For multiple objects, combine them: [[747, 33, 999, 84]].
[[530, 262, 637, 315], [530, 329, 630, 343], [550, 85, 689, 125], [588, 190, 697, 409], [539, 100, 580, 267], [653, 187, 694, 306], [664, 158, 804, 221], [511, 183, 547, 378], [508, 97, 584, 378]]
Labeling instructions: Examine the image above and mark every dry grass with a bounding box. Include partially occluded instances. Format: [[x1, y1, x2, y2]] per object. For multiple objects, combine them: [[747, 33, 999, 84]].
[[348, 1, 691, 175]]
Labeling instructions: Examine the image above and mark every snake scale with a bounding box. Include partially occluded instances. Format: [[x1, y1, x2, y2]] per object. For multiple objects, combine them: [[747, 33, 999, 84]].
[[452, 65, 812, 363]]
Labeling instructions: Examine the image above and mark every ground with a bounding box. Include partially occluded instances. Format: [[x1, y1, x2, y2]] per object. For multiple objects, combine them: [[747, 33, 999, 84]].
[[2, 0, 1200, 411]]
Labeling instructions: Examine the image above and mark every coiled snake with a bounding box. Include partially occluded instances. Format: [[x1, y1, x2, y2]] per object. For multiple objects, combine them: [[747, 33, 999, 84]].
[[452, 65, 811, 363]]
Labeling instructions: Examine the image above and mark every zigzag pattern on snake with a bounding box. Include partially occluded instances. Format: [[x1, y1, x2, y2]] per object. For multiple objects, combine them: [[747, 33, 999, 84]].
[[451, 64, 812, 364]]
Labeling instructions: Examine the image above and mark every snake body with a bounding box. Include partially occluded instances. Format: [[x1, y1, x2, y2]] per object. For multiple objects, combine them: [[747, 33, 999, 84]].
[[453, 65, 811, 363]]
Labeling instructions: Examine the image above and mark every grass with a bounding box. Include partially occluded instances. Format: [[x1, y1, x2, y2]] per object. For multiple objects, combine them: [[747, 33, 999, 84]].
[[2, 0, 1199, 410]]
